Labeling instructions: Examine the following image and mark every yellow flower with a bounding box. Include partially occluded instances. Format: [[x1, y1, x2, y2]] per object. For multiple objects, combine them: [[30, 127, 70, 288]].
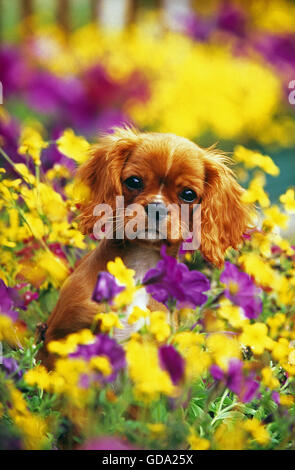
[[279, 188, 295, 213], [0, 314, 21, 346], [218, 297, 249, 329], [107, 257, 137, 308], [94, 312, 123, 332], [46, 163, 71, 181], [24, 365, 52, 390], [128, 306, 150, 324], [270, 337, 290, 362], [125, 337, 175, 401], [25, 213, 48, 239], [14, 163, 36, 185], [241, 174, 270, 208], [149, 311, 171, 342], [251, 232, 272, 258], [57, 128, 90, 164], [234, 146, 279, 176], [107, 257, 135, 287], [48, 329, 95, 356], [274, 275, 295, 305], [7, 382, 49, 449], [214, 420, 247, 450], [261, 367, 280, 390], [239, 253, 275, 288], [36, 251, 69, 288], [279, 394, 294, 407], [267, 313, 286, 338], [243, 418, 270, 446], [188, 430, 210, 450], [207, 332, 241, 370], [18, 126, 48, 166], [89, 356, 112, 376], [173, 331, 210, 379], [147, 423, 167, 438], [263, 205, 289, 230], [239, 323, 274, 355]]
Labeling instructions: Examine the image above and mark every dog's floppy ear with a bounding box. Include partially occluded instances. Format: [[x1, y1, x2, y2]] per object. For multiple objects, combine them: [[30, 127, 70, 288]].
[[200, 151, 253, 268], [76, 127, 139, 234]]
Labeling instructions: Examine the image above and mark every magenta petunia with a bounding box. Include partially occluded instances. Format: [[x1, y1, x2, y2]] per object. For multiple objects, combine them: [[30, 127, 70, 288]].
[[220, 262, 262, 319], [143, 245, 210, 308]]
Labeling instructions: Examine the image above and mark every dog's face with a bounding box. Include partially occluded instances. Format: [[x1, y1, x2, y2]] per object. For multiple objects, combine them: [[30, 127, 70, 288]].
[[120, 133, 205, 245], [77, 127, 252, 267]]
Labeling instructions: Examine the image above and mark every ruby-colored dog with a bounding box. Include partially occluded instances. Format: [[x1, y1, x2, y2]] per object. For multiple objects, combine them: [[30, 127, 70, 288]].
[[37, 127, 252, 369]]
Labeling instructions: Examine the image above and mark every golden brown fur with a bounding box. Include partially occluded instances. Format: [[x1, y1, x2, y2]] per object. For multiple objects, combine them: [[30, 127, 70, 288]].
[[37, 127, 253, 369]]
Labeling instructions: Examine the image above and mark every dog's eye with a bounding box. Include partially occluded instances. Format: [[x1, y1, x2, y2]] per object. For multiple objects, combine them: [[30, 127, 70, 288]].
[[124, 176, 143, 190], [179, 188, 197, 203]]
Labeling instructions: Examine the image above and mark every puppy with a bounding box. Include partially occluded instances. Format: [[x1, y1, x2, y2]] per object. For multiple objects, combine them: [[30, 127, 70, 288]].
[[37, 127, 252, 369]]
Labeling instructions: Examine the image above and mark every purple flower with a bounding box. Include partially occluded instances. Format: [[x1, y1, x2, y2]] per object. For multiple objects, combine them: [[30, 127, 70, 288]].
[[210, 359, 259, 403], [217, 2, 246, 37], [255, 33, 295, 71], [0, 280, 20, 321], [272, 391, 280, 405], [1, 358, 23, 380], [70, 334, 126, 383], [92, 272, 124, 304], [178, 237, 195, 257], [159, 345, 185, 385], [220, 262, 262, 319], [143, 245, 210, 308]]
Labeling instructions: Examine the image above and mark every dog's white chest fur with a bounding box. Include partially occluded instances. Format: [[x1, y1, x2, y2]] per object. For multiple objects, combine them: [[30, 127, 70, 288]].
[[113, 245, 161, 341]]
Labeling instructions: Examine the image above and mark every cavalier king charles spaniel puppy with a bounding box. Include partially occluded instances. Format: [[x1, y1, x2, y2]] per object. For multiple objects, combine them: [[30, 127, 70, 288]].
[[37, 127, 252, 369]]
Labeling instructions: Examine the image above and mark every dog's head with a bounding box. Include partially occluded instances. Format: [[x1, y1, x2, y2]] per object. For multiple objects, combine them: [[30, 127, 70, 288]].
[[76, 127, 253, 267]]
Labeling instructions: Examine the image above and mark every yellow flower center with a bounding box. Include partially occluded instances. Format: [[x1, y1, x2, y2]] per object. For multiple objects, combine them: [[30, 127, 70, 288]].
[[229, 281, 239, 295]]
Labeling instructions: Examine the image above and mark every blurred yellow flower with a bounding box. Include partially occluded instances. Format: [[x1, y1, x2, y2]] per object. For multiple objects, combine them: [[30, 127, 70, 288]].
[[214, 420, 247, 450], [279, 189, 295, 213], [234, 146, 279, 176], [125, 337, 175, 401], [48, 329, 95, 356], [107, 257, 135, 287], [89, 356, 112, 376], [243, 418, 270, 446], [207, 333, 241, 370], [128, 306, 149, 324], [261, 367, 280, 390], [18, 126, 48, 166], [149, 311, 171, 342], [279, 394, 294, 407], [263, 206, 289, 229], [36, 251, 69, 288], [239, 323, 274, 355], [94, 312, 123, 332], [14, 163, 36, 185], [188, 430, 210, 450], [57, 128, 90, 164], [218, 297, 249, 329], [239, 253, 275, 287], [241, 174, 270, 208]]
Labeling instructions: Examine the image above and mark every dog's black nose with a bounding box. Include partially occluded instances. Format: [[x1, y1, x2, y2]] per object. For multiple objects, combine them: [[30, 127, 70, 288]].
[[145, 202, 168, 222]]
